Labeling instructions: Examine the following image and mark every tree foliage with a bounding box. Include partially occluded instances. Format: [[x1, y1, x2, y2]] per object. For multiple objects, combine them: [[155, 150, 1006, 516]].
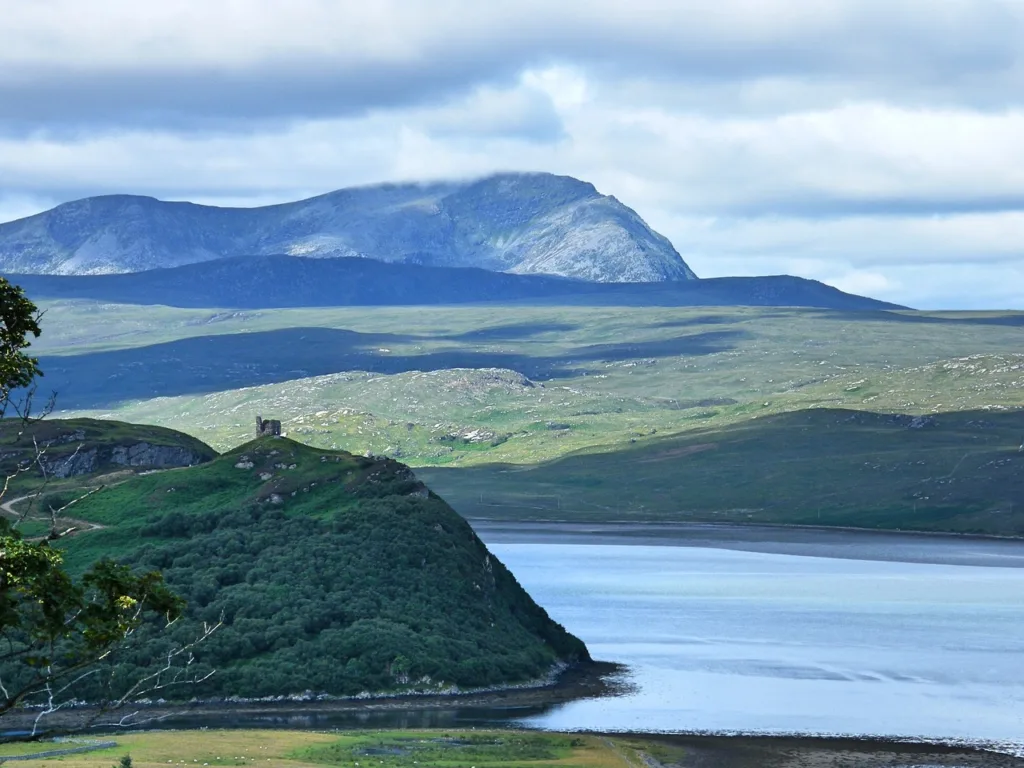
[[0, 278, 201, 740], [0, 524, 185, 717], [57, 440, 589, 700], [0, 278, 42, 415]]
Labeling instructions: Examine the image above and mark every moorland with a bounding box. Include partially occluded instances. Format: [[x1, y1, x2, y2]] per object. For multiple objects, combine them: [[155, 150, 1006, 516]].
[[29, 299, 1024, 535]]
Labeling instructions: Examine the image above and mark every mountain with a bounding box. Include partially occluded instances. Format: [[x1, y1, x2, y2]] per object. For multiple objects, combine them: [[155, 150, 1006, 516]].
[[4, 424, 590, 700], [4, 254, 906, 310], [0, 173, 696, 283]]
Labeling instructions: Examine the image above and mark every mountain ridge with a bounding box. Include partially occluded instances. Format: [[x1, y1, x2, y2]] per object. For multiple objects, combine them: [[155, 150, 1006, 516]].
[[0, 173, 697, 283], [4, 254, 906, 310]]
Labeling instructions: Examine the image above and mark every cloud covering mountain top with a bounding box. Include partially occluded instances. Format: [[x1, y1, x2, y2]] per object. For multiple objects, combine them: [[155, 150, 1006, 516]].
[[2, 1, 1023, 307]]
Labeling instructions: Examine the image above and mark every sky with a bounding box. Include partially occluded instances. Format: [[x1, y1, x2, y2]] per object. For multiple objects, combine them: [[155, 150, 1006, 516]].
[[2, 1, 1024, 309]]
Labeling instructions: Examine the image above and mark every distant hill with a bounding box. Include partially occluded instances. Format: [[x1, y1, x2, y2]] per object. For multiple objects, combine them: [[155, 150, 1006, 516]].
[[4, 254, 906, 310], [421, 407, 1024, 537], [0, 173, 696, 283], [8, 431, 589, 700]]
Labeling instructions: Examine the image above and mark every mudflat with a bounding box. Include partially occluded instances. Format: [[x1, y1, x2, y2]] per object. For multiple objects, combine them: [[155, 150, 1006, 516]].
[[634, 733, 1024, 768]]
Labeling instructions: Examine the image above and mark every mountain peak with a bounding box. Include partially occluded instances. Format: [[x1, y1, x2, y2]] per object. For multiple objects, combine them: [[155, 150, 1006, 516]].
[[0, 173, 696, 282]]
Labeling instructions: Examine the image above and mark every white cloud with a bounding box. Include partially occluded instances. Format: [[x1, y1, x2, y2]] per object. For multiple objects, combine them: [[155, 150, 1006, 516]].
[[2, 3, 1024, 308]]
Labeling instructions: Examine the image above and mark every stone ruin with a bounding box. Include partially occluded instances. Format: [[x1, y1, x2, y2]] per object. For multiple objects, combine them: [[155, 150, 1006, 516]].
[[256, 415, 282, 437]]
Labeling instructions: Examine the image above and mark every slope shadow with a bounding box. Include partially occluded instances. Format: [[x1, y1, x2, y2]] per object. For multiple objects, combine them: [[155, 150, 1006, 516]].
[[649, 315, 756, 328], [568, 331, 742, 361], [447, 322, 579, 341], [811, 309, 1024, 327], [40, 327, 744, 409]]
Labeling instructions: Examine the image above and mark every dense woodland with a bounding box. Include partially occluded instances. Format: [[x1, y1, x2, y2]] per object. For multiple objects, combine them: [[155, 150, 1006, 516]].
[[2, 437, 588, 702]]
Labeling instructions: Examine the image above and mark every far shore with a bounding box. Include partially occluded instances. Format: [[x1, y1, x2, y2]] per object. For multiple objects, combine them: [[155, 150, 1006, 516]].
[[470, 518, 1024, 567]]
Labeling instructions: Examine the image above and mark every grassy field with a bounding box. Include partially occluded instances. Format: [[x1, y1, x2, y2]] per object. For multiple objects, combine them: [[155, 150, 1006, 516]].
[[0, 729, 628, 768], [38, 301, 1024, 465], [25, 300, 1024, 532], [0, 417, 216, 537]]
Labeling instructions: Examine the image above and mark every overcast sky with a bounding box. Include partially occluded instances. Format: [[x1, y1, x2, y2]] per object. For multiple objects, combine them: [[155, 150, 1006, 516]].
[[2, 1, 1024, 308]]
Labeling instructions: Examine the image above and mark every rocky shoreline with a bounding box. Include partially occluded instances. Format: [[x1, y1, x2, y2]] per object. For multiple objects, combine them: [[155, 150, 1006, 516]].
[[632, 732, 1024, 768], [1, 661, 628, 735]]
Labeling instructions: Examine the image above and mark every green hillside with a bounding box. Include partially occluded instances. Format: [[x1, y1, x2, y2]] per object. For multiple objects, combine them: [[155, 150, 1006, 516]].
[[45, 434, 588, 701], [422, 407, 1024, 535], [0, 417, 217, 537], [28, 301, 1024, 534]]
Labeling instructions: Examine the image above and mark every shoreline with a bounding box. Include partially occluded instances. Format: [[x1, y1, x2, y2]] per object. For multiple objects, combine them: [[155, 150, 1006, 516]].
[[1, 661, 629, 734], [470, 519, 1024, 567], [629, 731, 1024, 767]]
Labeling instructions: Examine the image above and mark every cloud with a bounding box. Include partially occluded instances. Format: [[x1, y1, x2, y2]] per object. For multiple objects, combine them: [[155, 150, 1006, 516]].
[[2, 2, 1024, 308], [3, 1, 1024, 129], [0, 193, 59, 226]]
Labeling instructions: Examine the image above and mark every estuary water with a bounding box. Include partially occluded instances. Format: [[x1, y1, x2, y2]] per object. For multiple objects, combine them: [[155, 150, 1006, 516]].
[[479, 523, 1024, 745]]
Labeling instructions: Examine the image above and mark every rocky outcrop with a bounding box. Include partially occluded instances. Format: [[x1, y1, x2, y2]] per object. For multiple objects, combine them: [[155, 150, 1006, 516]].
[[41, 448, 99, 478], [109, 442, 206, 469]]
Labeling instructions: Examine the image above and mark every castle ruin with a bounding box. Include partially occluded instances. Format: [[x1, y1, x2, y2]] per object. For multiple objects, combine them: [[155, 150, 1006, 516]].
[[256, 416, 282, 437]]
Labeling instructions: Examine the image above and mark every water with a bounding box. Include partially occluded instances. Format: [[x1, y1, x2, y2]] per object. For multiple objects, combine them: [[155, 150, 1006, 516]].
[[54, 525, 1024, 748], [484, 534, 1024, 743]]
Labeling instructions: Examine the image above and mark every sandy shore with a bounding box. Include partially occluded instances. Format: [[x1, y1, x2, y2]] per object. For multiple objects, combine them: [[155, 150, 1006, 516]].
[[471, 520, 1024, 567]]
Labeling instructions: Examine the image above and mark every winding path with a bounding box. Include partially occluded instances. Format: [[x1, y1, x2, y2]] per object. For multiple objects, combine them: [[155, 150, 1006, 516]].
[[0, 492, 105, 537]]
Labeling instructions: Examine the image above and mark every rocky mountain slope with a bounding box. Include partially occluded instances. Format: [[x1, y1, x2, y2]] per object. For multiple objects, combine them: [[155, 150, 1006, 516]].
[[5, 254, 904, 310], [0, 173, 696, 283]]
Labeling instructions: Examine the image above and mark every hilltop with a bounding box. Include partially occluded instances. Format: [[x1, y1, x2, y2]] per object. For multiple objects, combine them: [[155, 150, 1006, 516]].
[[33, 432, 589, 701], [0, 416, 215, 490], [0, 173, 695, 283]]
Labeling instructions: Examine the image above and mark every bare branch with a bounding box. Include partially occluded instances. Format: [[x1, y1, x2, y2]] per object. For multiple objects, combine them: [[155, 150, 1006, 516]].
[[0, 616, 222, 737]]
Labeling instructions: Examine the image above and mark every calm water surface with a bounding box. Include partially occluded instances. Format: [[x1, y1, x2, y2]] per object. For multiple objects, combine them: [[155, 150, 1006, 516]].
[[485, 534, 1024, 743]]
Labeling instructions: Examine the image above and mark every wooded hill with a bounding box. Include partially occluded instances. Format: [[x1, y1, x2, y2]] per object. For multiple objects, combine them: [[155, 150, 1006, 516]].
[[0, 420, 588, 700]]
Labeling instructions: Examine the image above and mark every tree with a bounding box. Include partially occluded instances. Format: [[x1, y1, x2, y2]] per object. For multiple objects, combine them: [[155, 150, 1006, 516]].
[[0, 277, 216, 741], [0, 278, 42, 420]]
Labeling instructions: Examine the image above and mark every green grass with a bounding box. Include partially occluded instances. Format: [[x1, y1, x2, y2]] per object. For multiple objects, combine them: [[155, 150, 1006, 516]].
[[0, 417, 217, 538], [39, 301, 1024, 467], [0, 730, 627, 768], [25, 300, 1024, 533], [293, 731, 581, 767], [420, 407, 1024, 535]]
